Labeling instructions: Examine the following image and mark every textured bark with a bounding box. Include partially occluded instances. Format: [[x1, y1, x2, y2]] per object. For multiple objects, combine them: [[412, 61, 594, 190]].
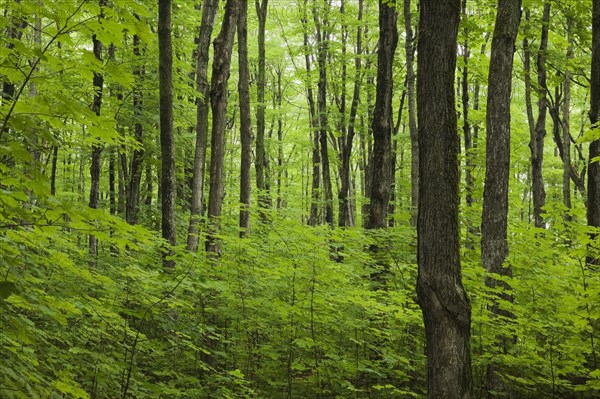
[[206, 0, 238, 255], [366, 0, 397, 230], [238, 0, 252, 237], [480, 0, 521, 396], [404, 0, 418, 226], [416, 1, 472, 398], [531, 2, 550, 228], [187, 0, 218, 252], [589, 0, 600, 266], [255, 0, 271, 216], [337, 0, 363, 228], [89, 0, 105, 262], [158, 0, 177, 267], [313, 0, 334, 227], [126, 34, 145, 225]]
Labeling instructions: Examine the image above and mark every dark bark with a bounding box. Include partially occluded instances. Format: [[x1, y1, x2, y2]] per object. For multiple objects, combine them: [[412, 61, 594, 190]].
[[338, 0, 363, 228], [126, 34, 145, 225], [404, 0, 418, 226], [416, 1, 472, 398], [238, 0, 252, 237], [366, 0, 397, 230], [480, 0, 521, 396], [187, 0, 218, 252], [89, 0, 105, 261], [206, 0, 238, 255], [2, 0, 26, 104], [158, 0, 177, 267], [255, 0, 271, 216], [145, 160, 153, 207], [313, 0, 334, 227], [531, 2, 550, 228], [588, 0, 600, 266], [275, 66, 285, 210]]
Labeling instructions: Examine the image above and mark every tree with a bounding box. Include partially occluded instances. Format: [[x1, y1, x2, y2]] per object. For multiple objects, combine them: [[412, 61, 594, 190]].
[[416, 0, 472, 397], [187, 0, 219, 252], [158, 0, 177, 267], [404, 0, 418, 226], [480, 0, 521, 395], [589, 0, 600, 266], [239, 0, 252, 237], [366, 0, 397, 230], [206, 0, 238, 255], [255, 0, 271, 217], [89, 0, 106, 261]]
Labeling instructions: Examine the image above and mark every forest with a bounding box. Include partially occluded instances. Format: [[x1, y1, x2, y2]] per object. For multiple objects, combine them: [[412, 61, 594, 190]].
[[1, 0, 600, 397]]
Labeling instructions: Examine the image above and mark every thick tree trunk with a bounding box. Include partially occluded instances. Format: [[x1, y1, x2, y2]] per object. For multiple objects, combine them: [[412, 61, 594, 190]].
[[126, 34, 145, 225], [187, 0, 218, 252], [366, 0, 397, 230], [588, 0, 600, 266], [255, 0, 271, 217], [158, 0, 177, 267], [416, 1, 472, 398], [89, 0, 105, 262], [480, 0, 521, 396], [404, 0, 418, 226], [238, 0, 252, 237], [531, 2, 550, 228], [206, 0, 238, 255]]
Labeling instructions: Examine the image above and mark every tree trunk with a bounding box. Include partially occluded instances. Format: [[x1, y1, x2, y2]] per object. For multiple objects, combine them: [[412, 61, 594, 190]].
[[338, 0, 363, 228], [238, 0, 252, 238], [51, 145, 58, 196], [255, 0, 271, 217], [206, 0, 238, 255], [366, 0, 397, 230], [563, 24, 573, 218], [109, 148, 116, 214], [480, 0, 521, 396], [126, 34, 145, 225], [531, 2, 550, 228], [416, 1, 472, 397], [588, 0, 600, 266], [89, 0, 105, 262], [158, 0, 177, 267], [187, 0, 218, 252], [404, 0, 418, 226], [313, 0, 334, 227]]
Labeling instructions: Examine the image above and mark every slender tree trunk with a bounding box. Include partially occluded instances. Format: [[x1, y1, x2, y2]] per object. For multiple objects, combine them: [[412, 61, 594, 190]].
[[255, 0, 271, 217], [51, 145, 58, 196], [206, 0, 238, 255], [366, 0, 397, 230], [481, 0, 521, 396], [417, 1, 472, 397], [313, 0, 334, 227], [109, 148, 116, 215], [126, 34, 145, 225], [158, 0, 177, 267], [238, 0, 252, 237], [187, 0, 218, 252], [89, 0, 105, 262], [338, 0, 363, 228], [531, 2, 550, 228], [275, 66, 284, 210], [145, 161, 153, 207], [404, 0, 418, 226]]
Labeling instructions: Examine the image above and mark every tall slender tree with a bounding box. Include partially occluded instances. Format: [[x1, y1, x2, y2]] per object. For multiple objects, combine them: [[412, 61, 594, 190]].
[[480, 0, 522, 395], [89, 0, 106, 261], [187, 0, 219, 252], [366, 0, 397, 230], [417, 0, 472, 397], [158, 0, 177, 267], [238, 0, 252, 237], [404, 0, 418, 226], [206, 0, 238, 255]]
